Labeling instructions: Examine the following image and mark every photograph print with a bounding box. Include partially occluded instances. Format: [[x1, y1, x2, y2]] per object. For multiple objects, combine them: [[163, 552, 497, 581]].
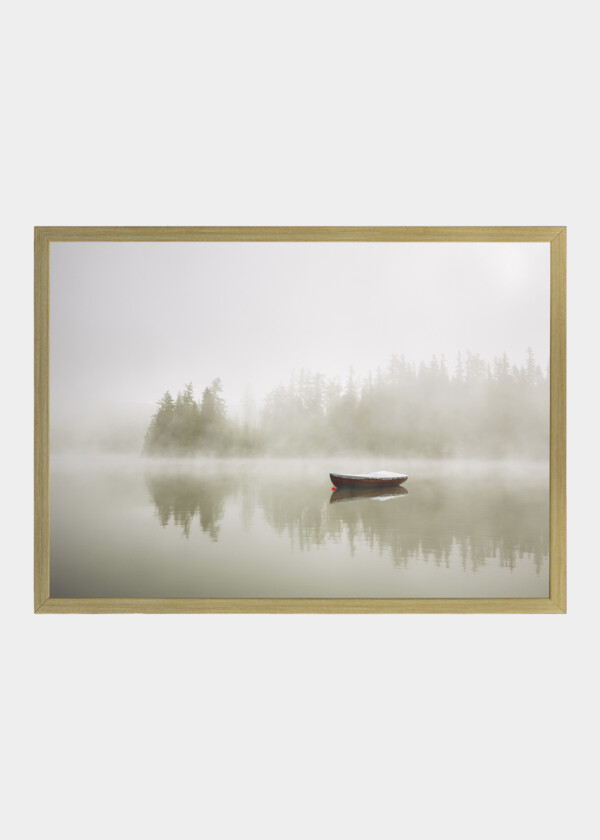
[[40, 229, 564, 611]]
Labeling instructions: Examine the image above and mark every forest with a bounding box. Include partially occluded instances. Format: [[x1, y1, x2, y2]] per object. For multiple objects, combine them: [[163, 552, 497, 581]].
[[143, 350, 549, 458]]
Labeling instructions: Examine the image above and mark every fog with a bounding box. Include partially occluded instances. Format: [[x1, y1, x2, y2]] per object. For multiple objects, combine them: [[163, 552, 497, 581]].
[[49, 241, 550, 456], [48, 239, 550, 598]]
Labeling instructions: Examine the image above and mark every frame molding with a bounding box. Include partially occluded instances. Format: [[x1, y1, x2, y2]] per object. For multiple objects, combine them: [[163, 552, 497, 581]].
[[34, 227, 566, 614]]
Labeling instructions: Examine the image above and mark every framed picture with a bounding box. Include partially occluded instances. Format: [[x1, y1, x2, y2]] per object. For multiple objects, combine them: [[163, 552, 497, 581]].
[[34, 227, 566, 613]]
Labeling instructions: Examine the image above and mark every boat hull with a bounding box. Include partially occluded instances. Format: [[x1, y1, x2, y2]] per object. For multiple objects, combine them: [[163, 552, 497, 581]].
[[329, 472, 408, 489]]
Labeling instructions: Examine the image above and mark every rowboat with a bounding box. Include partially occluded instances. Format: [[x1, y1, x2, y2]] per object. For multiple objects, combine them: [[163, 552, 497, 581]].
[[329, 470, 408, 489], [330, 485, 408, 504]]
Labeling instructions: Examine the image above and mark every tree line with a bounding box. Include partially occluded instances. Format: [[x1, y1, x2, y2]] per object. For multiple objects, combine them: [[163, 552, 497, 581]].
[[144, 379, 228, 455], [143, 350, 549, 458]]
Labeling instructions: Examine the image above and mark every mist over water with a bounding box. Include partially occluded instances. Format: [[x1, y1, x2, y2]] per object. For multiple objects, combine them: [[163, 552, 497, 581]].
[[49, 352, 550, 599], [48, 242, 551, 598], [50, 456, 548, 598]]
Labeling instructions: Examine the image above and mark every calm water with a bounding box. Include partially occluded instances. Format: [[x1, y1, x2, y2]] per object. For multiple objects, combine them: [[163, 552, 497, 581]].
[[50, 456, 549, 598]]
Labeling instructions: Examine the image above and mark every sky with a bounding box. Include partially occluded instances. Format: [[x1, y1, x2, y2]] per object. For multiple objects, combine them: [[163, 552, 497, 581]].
[[50, 241, 550, 430]]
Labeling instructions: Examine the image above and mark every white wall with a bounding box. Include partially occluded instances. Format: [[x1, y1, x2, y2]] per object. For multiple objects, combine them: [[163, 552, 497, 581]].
[[1, 2, 596, 838]]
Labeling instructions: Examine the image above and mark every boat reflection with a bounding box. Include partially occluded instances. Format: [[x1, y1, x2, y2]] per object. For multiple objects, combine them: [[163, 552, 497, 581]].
[[329, 486, 409, 504]]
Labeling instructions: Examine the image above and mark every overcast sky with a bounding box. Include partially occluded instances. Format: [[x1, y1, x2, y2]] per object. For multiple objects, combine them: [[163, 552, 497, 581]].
[[50, 241, 550, 428]]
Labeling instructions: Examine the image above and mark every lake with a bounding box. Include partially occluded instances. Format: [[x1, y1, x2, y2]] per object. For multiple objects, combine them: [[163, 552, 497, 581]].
[[50, 456, 549, 598]]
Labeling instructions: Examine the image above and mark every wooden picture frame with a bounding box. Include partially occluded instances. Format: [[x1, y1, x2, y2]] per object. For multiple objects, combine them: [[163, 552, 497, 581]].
[[34, 226, 566, 613]]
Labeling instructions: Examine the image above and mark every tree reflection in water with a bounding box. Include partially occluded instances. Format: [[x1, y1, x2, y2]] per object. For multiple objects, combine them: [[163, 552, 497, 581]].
[[145, 469, 548, 572], [145, 473, 231, 540]]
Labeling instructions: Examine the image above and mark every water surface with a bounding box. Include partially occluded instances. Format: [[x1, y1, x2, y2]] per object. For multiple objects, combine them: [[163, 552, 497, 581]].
[[50, 457, 549, 598]]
